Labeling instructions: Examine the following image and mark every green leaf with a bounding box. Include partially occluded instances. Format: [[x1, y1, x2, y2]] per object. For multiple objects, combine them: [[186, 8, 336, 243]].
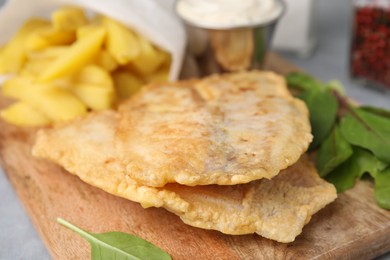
[[316, 126, 353, 177], [286, 72, 325, 92], [284, 73, 390, 209], [374, 167, 390, 210], [326, 147, 386, 193], [360, 106, 390, 119], [300, 88, 338, 151], [340, 108, 390, 163], [57, 218, 172, 260], [325, 80, 346, 95]]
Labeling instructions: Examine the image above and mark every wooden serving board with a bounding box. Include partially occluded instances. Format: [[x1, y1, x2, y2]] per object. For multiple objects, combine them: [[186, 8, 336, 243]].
[[1, 53, 390, 259]]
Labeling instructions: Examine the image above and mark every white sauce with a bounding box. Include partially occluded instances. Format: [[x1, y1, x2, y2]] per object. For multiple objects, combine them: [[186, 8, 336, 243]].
[[176, 0, 284, 29]]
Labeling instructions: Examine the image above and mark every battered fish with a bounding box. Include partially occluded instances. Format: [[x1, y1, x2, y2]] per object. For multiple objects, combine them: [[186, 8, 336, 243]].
[[116, 71, 312, 187], [33, 110, 336, 243]]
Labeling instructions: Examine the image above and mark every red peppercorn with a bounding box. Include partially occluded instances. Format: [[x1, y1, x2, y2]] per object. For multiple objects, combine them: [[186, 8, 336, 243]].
[[350, 2, 390, 89]]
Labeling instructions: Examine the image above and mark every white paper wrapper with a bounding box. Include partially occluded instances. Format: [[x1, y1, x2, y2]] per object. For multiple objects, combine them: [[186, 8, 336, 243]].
[[0, 0, 186, 80]]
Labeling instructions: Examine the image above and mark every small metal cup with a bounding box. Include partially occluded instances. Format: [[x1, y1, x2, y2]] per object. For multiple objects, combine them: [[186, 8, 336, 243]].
[[175, 0, 286, 77]]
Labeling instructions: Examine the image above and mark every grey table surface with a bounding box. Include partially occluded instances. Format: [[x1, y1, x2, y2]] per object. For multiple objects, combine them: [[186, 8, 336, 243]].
[[0, 0, 389, 259]]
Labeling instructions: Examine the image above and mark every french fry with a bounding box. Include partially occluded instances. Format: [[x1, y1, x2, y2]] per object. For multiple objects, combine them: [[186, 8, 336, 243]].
[[2, 76, 50, 99], [95, 50, 118, 72], [26, 27, 75, 51], [113, 71, 144, 99], [75, 22, 100, 39], [0, 46, 6, 73], [74, 65, 113, 87], [27, 46, 68, 60], [20, 59, 55, 76], [52, 7, 88, 31], [23, 47, 69, 76], [72, 83, 115, 111], [0, 18, 50, 73], [0, 102, 51, 127], [28, 87, 87, 122], [38, 26, 106, 81], [130, 35, 166, 75], [2, 76, 86, 122], [143, 64, 170, 83], [103, 17, 140, 64], [65, 65, 115, 110], [0, 6, 172, 127], [53, 76, 74, 91]]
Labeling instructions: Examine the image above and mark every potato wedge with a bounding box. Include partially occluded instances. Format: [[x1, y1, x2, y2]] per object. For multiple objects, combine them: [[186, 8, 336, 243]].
[[0, 19, 50, 73], [112, 71, 144, 99], [27, 46, 68, 60], [1, 7, 173, 127], [2, 76, 50, 99], [72, 83, 115, 111], [38, 26, 106, 81], [26, 87, 87, 122], [0, 102, 51, 127], [26, 27, 75, 51], [27, 87, 87, 122], [23, 47, 68, 76], [130, 35, 166, 75], [0, 46, 6, 73], [52, 7, 88, 31], [95, 50, 118, 72], [74, 65, 113, 87], [20, 59, 55, 76], [103, 17, 140, 64], [143, 64, 170, 83], [2, 76, 86, 122], [53, 76, 74, 90], [75, 22, 101, 39]]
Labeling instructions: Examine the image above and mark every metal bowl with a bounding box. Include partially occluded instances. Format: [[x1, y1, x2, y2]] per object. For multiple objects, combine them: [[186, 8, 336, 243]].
[[175, 0, 286, 77]]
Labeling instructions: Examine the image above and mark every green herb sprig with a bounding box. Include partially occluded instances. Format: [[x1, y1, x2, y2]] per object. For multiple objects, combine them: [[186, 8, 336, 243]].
[[57, 218, 172, 260], [286, 72, 390, 210]]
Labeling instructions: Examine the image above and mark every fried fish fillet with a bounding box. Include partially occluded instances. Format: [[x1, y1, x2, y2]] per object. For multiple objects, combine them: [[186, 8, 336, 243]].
[[116, 71, 312, 187], [33, 111, 336, 243]]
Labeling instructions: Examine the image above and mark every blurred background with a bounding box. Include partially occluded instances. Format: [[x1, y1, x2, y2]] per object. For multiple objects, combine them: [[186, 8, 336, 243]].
[[0, 0, 389, 259], [275, 0, 390, 110]]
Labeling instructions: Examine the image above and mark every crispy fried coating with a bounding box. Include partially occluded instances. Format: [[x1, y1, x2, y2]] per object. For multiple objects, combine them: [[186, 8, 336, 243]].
[[33, 110, 336, 243], [116, 71, 312, 187]]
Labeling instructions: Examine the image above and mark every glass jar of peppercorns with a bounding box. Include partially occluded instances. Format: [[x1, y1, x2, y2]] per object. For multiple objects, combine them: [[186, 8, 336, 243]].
[[350, 0, 390, 91]]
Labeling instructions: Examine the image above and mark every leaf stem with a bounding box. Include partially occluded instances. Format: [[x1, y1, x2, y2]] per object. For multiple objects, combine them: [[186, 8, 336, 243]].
[[331, 90, 356, 118], [57, 218, 142, 260], [57, 218, 94, 241], [333, 90, 388, 143]]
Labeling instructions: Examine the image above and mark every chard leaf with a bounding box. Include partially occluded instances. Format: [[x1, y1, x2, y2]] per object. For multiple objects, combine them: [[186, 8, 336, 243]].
[[316, 126, 353, 177], [300, 88, 338, 151], [326, 148, 386, 193], [375, 167, 390, 209], [286, 72, 325, 92], [57, 218, 171, 260], [340, 108, 390, 163]]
